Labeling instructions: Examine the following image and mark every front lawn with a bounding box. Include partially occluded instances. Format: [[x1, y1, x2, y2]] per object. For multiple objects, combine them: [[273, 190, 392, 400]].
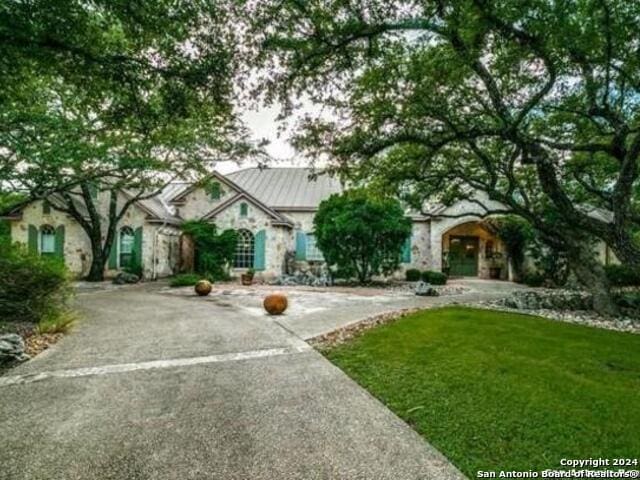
[[322, 307, 640, 477]]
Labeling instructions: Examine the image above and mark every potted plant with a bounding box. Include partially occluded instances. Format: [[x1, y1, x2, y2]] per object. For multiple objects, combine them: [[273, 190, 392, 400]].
[[241, 268, 255, 286], [488, 252, 504, 279]]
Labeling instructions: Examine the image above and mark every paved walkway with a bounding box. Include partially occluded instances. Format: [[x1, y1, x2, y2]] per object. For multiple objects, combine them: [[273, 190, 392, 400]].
[[0, 280, 523, 479]]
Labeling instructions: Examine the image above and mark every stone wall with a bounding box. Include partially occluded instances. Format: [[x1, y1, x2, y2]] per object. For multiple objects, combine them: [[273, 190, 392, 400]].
[[210, 198, 292, 279], [9, 194, 179, 280]]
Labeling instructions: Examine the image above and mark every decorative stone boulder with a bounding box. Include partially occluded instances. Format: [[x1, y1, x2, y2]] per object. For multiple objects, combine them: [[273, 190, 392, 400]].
[[113, 272, 140, 285], [195, 280, 213, 296], [0, 334, 29, 365], [415, 281, 439, 297], [263, 293, 288, 315]]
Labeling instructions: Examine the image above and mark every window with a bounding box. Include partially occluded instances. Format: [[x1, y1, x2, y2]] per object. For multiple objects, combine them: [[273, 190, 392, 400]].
[[234, 229, 254, 268], [40, 225, 56, 255], [305, 233, 324, 261], [119, 226, 135, 268], [207, 181, 221, 200], [239, 202, 248, 217], [42, 200, 51, 214]]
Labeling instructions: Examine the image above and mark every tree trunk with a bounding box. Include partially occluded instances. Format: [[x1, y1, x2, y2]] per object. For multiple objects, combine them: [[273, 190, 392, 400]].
[[608, 231, 640, 268], [86, 235, 108, 282], [567, 245, 618, 316]]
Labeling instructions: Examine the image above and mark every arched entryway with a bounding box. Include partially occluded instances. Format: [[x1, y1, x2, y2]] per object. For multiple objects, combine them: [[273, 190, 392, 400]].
[[442, 221, 506, 279]]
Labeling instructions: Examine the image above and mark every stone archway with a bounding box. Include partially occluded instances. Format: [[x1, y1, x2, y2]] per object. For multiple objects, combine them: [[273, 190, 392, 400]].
[[436, 220, 506, 279]]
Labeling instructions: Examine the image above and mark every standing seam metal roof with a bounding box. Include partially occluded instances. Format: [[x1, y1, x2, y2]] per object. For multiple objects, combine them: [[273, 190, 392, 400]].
[[226, 168, 343, 209]]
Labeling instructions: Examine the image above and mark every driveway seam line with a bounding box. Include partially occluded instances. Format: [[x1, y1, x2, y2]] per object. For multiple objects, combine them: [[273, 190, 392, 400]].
[[0, 345, 311, 387]]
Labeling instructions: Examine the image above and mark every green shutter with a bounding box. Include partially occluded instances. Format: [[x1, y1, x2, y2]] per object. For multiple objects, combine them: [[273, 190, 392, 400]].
[[402, 236, 412, 263], [54, 225, 65, 259], [254, 229, 266, 270], [28, 224, 38, 254], [108, 238, 118, 269], [133, 226, 143, 268], [295, 231, 307, 260]]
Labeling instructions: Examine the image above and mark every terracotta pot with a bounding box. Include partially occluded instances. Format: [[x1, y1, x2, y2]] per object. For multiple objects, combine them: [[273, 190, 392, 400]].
[[194, 279, 212, 296], [241, 274, 253, 286], [263, 293, 288, 315]]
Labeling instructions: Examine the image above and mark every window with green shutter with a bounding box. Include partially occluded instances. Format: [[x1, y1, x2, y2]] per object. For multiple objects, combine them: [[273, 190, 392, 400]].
[[40, 225, 56, 256], [402, 235, 412, 263], [240, 202, 248, 217], [254, 230, 266, 270]]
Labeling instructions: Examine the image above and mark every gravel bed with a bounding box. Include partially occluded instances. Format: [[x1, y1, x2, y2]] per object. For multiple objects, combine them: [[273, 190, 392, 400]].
[[468, 301, 640, 334]]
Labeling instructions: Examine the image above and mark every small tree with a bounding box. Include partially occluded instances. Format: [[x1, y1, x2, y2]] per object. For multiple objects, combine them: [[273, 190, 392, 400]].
[[181, 221, 237, 281], [314, 190, 411, 284], [485, 216, 534, 282]]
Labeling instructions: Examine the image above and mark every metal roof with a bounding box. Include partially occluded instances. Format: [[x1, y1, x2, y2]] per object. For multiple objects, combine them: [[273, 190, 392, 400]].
[[226, 168, 343, 209]]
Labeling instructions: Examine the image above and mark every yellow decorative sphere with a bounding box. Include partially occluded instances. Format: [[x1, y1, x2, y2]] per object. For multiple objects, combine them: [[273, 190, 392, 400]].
[[195, 280, 212, 296], [263, 293, 288, 315]]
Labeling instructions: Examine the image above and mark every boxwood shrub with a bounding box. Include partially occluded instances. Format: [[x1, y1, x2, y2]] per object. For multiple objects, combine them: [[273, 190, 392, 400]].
[[421, 270, 448, 285], [405, 268, 421, 282]]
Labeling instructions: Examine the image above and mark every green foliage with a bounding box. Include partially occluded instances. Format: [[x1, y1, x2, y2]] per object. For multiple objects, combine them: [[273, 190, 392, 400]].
[[324, 307, 640, 477], [181, 220, 237, 281], [0, 240, 72, 326], [252, 0, 640, 279], [485, 216, 534, 280], [421, 270, 447, 285], [521, 271, 546, 288], [169, 273, 203, 287], [405, 268, 421, 282], [37, 311, 76, 334], [313, 190, 412, 284], [605, 264, 640, 287]]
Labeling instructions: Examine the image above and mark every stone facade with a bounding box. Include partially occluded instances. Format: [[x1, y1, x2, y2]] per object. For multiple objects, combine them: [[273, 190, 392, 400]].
[[11, 168, 614, 282], [9, 191, 180, 280]]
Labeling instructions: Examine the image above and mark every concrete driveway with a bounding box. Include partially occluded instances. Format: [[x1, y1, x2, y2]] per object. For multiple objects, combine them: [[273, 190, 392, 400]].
[[0, 281, 521, 479]]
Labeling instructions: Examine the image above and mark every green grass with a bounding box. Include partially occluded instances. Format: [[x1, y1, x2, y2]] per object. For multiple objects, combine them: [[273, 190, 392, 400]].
[[323, 307, 640, 477], [169, 273, 203, 287]]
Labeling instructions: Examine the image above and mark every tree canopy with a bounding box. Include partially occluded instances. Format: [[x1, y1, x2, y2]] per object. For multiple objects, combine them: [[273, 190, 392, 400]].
[[0, 1, 253, 280], [314, 190, 412, 283], [0, 0, 250, 199], [249, 0, 640, 312]]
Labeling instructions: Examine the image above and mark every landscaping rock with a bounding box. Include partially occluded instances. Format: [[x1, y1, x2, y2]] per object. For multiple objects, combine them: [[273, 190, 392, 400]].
[[0, 333, 30, 364], [268, 271, 331, 287], [415, 281, 439, 297], [113, 272, 140, 285], [498, 289, 592, 311]]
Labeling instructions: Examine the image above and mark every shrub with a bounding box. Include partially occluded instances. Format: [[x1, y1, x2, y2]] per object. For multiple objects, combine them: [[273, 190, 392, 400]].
[[314, 190, 412, 284], [521, 270, 545, 287], [421, 270, 448, 285], [169, 273, 203, 287], [605, 264, 640, 287], [123, 255, 143, 277], [405, 268, 421, 281], [181, 220, 237, 280], [0, 240, 72, 326]]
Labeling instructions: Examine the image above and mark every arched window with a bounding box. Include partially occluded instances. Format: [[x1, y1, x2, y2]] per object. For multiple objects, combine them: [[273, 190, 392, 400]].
[[119, 226, 135, 268], [234, 229, 254, 268], [40, 225, 56, 255], [239, 202, 248, 217]]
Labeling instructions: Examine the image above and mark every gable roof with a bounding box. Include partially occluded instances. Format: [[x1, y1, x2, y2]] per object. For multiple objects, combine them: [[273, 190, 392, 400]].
[[226, 167, 343, 210], [201, 192, 293, 227]]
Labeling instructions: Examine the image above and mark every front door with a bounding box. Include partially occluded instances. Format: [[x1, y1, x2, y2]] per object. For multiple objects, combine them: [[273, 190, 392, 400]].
[[448, 236, 479, 277]]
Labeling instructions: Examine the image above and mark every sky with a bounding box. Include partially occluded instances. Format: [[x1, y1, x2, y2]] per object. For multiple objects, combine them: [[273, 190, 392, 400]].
[[215, 105, 306, 174]]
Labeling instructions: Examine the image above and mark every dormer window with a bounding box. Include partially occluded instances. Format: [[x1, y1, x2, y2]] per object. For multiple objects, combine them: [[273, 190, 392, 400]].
[[240, 202, 248, 217]]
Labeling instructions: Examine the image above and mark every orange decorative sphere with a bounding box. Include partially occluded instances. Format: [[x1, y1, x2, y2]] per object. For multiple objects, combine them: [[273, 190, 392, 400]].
[[195, 280, 212, 296], [263, 293, 288, 315]]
